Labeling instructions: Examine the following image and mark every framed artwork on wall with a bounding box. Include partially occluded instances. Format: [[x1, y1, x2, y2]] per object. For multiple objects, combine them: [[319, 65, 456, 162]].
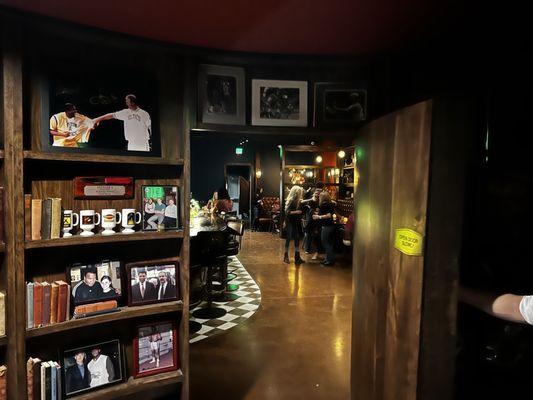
[[141, 185, 180, 231], [126, 258, 179, 307], [133, 320, 178, 378], [251, 79, 308, 127], [313, 83, 367, 126], [198, 64, 246, 125]]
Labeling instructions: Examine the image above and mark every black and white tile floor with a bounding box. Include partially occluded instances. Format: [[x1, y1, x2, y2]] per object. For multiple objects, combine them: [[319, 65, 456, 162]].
[[189, 255, 262, 343]]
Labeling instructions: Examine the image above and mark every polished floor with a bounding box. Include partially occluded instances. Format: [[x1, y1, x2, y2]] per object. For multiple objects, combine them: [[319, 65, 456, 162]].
[[190, 231, 353, 400]]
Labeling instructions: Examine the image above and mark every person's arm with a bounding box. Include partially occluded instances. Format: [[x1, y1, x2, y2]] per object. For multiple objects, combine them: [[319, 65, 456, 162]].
[[49, 115, 70, 137], [92, 113, 115, 126], [106, 357, 115, 381], [458, 286, 526, 323]]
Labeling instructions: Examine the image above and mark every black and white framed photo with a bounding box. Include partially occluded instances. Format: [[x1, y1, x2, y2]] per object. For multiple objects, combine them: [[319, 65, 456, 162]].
[[251, 79, 308, 127], [198, 64, 245, 125], [126, 258, 179, 306], [141, 185, 180, 231], [314, 83, 367, 126], [133, 321, 178, 378], [68, 261, 122, 307], [62, 339, 123, 397]]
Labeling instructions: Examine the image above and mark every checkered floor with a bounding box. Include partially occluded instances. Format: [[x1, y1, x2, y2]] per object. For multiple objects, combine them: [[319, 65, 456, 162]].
[[189, 256, 262, 343]]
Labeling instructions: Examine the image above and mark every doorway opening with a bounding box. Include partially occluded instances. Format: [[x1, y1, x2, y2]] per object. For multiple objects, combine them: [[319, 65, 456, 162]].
[[225, 163, 252, 225]]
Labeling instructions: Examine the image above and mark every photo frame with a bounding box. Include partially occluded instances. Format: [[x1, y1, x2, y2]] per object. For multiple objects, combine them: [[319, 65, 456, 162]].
[[198, 64, 246, 125], [313, 82, 367, 126], [68, 261, 123, 307], [133, 320, 178, 378], [126, 258, 180, 307], [251, 79, 308, 127], [62, 339, 123, 397], [141, 185, 180, 231]]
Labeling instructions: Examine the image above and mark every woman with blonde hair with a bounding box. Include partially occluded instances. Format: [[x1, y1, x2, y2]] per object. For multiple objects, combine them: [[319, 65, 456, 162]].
[[284, 185, 304, 264], [312, 191, 336, 266]]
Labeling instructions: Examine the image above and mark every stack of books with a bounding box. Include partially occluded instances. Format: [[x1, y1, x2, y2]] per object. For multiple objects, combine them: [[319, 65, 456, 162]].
[[26, 281, 71, 329], [27, 358, 62, 400], [25, 196, 62, 241]]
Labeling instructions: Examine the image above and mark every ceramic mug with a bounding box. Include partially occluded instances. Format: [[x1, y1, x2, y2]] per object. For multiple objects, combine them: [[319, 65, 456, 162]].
[[101, 208, 122, 236], [79, 209, 101, 236], [62, 210, 79, 237], [121, 208, 142, 234]]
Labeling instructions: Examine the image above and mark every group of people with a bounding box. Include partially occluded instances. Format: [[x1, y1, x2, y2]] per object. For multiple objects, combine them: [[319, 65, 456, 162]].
[[205, 187, 234, 226], [72, 268, 120, 304], [144, 197, 178, 230], [131, 268, 177, 303], [66, 348, 116, 393], [284, 182, 337, 266]]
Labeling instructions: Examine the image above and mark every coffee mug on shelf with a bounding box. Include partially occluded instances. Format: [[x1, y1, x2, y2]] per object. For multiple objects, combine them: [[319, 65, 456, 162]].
[[62, 210, 79, 237], [121, 208, 142, 234], [79, 209, 101, 236], [101, 208, 122, 236]]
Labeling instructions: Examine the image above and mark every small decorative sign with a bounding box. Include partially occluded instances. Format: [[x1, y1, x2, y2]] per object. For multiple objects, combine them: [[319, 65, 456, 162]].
[[74, 177, 134, 199], [394, 228, 424, 256]]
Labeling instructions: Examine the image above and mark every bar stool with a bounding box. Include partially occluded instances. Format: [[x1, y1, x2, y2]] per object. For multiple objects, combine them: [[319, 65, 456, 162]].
[[189, 263, 206, 333]]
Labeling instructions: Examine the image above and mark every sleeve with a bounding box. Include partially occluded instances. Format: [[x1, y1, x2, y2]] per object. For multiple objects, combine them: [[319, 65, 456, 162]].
[[50, 115, 58, 130], [144, 111, 152, 133], [113, 109, 128, 121], [519, 295, 533, 324], [106, 357, 115, 381]]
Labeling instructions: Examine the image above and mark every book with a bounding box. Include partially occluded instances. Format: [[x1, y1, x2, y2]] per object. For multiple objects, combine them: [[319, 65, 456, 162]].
[[73, 307, 120, 319], [27, 357, 41, 400], [0, 365, 7, 400], [0, 187, 4, 244], [27, 283, 35, 329], [40, 361, 50, 400], [66, 284, 71, 321], [73, 300, 118, 316], [50, 283, 59, 325], [52, 362, 61, 400], [31, 199, 43, 241], [54, 281, 68, 323], [50, 198, 61, 239], [50, 361, 57, 400], [33, 282, 43, 328], [0, 291, 5, 336], [41, 282, 51, 326], [41, 199, 53, 240], [25, 194, 33, 241], [32, 359, 42, 400]]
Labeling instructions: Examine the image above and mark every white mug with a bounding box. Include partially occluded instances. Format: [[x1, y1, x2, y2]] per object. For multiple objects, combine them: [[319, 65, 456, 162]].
[[79, 209, 101, 236], [62, 210, 79, 237], [101, 208, 122, 236], [121, 208, 142, 234]]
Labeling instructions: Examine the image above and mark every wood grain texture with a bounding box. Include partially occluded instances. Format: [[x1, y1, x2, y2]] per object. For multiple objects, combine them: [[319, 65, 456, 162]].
[[24, 150, 184, 166]]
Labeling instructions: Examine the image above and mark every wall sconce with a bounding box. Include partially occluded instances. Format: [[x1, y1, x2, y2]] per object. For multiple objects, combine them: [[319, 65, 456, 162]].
[[338, 150, 346, 158], [256, 170, 262, 179], [315, 155, 323, 163]]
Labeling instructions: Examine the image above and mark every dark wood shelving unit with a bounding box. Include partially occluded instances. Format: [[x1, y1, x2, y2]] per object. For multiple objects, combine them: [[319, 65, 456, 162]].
[[69, 370, 183, 400], [0, 243, 5, 253], [26, 301, 183, 338], [0, 336, 6, 346], [23, 150, 184, 166], [25, 230, 184, 249]]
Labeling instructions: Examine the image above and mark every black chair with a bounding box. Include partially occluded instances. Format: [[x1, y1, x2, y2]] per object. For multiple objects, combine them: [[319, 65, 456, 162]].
[[189, 263, 206, 333]]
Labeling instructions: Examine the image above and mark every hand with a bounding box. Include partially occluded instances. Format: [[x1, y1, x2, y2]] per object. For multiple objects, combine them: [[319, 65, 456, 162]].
[[312, 214, 320, 220], [92, 119, 100, 127]]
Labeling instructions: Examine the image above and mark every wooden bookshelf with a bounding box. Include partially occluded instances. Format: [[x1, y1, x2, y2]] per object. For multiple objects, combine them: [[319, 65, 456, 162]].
[[0, 243, 5, 253], [0, 336, 6, 346], [69, 370, 183, 400], [26, 301, 183, 338], [23, 150, 184, 166], [25, 230, 184, 249]]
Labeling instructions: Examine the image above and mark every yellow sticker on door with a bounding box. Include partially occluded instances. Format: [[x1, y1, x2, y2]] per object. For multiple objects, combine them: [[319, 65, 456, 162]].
[[394, 228, 424, 256]]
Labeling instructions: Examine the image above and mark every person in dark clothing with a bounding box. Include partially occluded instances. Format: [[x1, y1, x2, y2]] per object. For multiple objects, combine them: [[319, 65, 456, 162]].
[[73, 267, 104, 304], [301, 189, 321, 257], [284, 185, 304, 264], [66, 351, 90, 394], [131, 269, 157, 303], [313, 191, 336, 266], [251, 187, 264, 231]]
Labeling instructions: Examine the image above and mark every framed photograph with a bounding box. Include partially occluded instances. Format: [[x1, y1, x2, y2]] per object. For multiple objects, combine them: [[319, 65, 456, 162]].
[[62, 339, 123, 397], [39, 67, 161, 156], [142, 185, 180, 231], [251, 79, 308, 127], [126, 258, 179, 306], [68, 261, 122, 307], [314, 83, 367, 126], [133, 321, 178, 378], [198, 64, 245, 125]]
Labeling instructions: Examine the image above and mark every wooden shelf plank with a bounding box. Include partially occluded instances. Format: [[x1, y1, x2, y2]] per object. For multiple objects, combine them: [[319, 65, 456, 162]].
[[0, 335, 7, 346], [25, 230, 183, 249], [26, 301, 183, 338], [23, 150, 184, 166], [69, 370, 183, 400]]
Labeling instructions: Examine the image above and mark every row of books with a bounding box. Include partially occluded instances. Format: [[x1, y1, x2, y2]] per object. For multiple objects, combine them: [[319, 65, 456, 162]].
[[26, 281, 71, 329], [25, 196, 62, 241], [27, 358, 62, 400]]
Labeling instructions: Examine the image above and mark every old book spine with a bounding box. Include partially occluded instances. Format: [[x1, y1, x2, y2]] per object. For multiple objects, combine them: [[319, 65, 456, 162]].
[[66, 284, 71, 321], [33, 282, 43, 328], [41, 283, 51, 326], [50, 198, 61, 239], [41, 199, 53, 241], [0, 365, 7, 400], [55, 281, 67, 323], [27, 283, 34, 329], [27, 358, 36, 400], [0, 292, 5, 337], [25, 194, 32, 241], [32, 360, 41, 400], [0, 187, 4, 244], [50, 283, 59, 325], [31, 199, 43, 241]]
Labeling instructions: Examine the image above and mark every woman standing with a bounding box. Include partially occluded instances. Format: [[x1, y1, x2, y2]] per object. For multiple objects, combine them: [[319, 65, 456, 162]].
[[284, 185, 304, 264], [313, 191, 336, 266]]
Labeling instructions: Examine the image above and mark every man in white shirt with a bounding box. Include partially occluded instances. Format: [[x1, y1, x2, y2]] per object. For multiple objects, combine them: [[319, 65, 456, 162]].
[[87, 348, 115, 388], [163, 198, 178, 228], [93, 94, 152, 152]]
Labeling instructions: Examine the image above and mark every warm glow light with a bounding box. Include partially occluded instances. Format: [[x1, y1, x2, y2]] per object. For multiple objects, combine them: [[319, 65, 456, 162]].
[[335, 168, 340, 175], [338, 150, 346, 158], [255, 170, 262, 179], [315, 155, 323, 163]]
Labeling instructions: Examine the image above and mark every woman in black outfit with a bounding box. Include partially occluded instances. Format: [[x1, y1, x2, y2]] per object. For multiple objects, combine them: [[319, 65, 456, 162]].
[[301, 189, 321, 258], [284, 185, 304, 264], [313, 191, 336, 266]]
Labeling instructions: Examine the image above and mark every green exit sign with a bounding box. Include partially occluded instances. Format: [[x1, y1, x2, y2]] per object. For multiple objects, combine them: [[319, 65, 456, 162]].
[[144, 186, 165, 198], [235, 147, 243, 155]]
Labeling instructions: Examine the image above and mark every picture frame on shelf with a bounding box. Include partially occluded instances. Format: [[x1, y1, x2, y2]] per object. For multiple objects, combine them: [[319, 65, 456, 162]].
[[62, 339, 123, 397], [313, 83, 367, 126], [36, 65, 161, 157], [126, 258, 179, 307], [68, 260, 123, 307], [141, 185, 180, 231], [198, 64, 246, 125], [133, 320, 178, 378], [251, 79, 308, 127]]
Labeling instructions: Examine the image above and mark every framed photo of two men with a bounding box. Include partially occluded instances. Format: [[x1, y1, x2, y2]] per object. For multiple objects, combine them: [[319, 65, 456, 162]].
[[126, 258, 180, 307]]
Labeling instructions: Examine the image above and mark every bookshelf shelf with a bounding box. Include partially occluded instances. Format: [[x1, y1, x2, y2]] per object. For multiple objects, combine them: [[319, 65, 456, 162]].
[[0, 336, 6, 346], [25, 230, 184, 249], [69, 370, 183, 400], [26, 301, 183, 338], [23, 151, 184, 166]]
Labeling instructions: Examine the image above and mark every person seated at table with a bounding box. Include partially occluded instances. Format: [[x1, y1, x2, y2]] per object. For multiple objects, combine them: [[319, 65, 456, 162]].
[[211, 187, 233, 227], [312, 191, 336, 266], [205, 191, 218, 212]]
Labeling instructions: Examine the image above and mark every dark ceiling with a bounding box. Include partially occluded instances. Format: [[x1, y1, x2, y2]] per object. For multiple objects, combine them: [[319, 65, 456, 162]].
[[0, 0, 473, 55]]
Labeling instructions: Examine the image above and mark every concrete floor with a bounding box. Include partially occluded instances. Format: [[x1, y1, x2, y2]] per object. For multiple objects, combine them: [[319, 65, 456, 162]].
[[190, 231, 353, 400]]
